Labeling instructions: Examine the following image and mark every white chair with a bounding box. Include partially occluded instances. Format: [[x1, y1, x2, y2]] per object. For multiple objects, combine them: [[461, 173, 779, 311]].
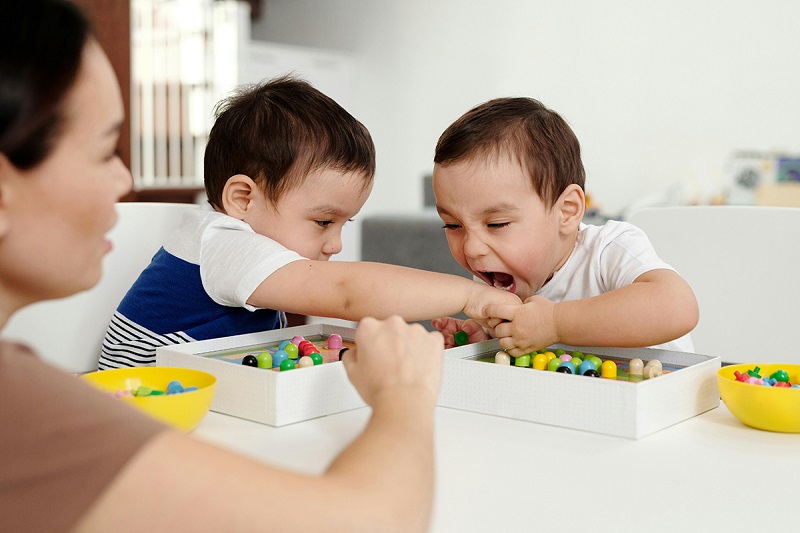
[[2, 202, 199, 373], [627, 205, 800, 364]]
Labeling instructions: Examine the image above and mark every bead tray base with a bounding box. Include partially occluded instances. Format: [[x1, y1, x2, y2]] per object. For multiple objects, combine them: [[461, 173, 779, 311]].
[[156, 324, 363, 427], [439, 340, 721, 439]]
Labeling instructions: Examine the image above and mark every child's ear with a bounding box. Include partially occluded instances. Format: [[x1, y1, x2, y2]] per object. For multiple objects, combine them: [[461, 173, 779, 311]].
[[221, 174, 259, 218], [557, 184, 585, 233]]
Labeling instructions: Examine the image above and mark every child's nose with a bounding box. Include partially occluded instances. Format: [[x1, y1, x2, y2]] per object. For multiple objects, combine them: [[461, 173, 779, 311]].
[[462, 231, 488, 258], [322, 233, 343, 257]]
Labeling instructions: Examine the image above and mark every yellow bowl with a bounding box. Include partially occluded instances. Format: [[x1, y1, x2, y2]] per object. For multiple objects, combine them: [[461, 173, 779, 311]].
[[83, 367, 216, 432], [717, 364, 800, 433]]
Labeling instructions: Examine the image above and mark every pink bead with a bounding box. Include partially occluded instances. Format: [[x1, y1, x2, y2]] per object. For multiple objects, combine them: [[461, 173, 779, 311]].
[[560, 354, 572, 362], [291, 335, 305, 346], [327, 334, 343, 350]]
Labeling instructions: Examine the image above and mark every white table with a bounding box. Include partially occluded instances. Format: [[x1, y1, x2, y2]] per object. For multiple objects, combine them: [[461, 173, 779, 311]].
[[194, 404, 799, 533]]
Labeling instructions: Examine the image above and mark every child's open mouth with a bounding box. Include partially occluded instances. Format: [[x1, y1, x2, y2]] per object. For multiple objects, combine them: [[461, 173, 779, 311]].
[[481, 271, 516, 292]]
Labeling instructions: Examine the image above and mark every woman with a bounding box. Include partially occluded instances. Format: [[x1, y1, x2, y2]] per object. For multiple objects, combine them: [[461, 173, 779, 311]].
[[0, 2, 443, 531]]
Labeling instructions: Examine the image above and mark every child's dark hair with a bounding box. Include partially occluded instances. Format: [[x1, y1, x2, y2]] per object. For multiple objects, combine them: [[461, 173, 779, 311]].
[[0, 0, 91, 170], [204, 75, 375, 209], [434, 97, 585, 208]]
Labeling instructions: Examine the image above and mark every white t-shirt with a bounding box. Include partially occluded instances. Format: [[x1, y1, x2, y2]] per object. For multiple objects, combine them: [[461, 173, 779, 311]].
[[537, 220, 694, 352], [165, 206, 306, 311], [99, 206, 306, 369]]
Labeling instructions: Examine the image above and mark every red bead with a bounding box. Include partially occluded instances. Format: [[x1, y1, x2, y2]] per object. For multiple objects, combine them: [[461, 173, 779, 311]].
[[300, 343, 319, 358]]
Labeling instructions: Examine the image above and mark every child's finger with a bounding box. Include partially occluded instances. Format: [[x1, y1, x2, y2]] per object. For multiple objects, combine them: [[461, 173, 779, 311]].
[[483, 303, 517, 322], [485, 317, 505, 329], [492, 319, 512, 339]]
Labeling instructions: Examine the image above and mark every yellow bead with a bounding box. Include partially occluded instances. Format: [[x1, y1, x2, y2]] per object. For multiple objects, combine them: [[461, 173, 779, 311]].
[[600, 360, 617, 379], [532, 353, 549, 370]]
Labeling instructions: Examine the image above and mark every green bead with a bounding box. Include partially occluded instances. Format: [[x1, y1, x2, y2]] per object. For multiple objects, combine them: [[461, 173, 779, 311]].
[[284, 344, 299, 359], [454, 330, 469, 346], [571, 351, 584, 359], [554, 348, 566, 356], [514, 354, 531, 367], [257, 351, 273, 369], [771, 369, 790, 383], [310, 352, 324, 365], [279, 359, 296, 371], [135, 386, 152, 397], [547, 358, 562, 372], [570, 357, 583, 369]]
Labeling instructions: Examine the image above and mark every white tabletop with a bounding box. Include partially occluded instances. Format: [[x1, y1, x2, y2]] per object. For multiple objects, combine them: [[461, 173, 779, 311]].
[[193, 404, 799, 533]]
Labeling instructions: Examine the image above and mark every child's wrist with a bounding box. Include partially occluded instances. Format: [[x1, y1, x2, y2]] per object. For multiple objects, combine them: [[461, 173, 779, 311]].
[[551, 302, 563, 345], [461, 282, 484, 316]]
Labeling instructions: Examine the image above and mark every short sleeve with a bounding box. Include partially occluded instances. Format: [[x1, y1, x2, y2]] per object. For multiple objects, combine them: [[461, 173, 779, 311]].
[[197, 216, 305, 311], [0, 343, 167, 531], [596, 221, 674, 291]]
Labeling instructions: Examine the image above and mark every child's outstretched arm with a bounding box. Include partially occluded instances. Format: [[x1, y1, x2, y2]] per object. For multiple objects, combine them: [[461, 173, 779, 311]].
[[485, 269, 699, 356], [249, 260, 522, 324]]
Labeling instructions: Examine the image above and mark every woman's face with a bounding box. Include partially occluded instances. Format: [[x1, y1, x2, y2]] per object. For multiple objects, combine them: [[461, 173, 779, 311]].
[[0, 40, 132, 311]]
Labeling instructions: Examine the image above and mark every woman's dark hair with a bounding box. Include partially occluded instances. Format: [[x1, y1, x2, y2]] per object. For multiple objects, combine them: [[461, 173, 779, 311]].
[[0, 0, 91, 169]]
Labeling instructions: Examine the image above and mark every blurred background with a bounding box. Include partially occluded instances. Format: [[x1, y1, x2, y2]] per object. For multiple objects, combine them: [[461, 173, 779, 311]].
[[81, 0, 800, 263]]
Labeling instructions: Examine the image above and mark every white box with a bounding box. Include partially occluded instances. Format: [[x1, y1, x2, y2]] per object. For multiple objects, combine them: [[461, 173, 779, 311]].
[[156, 324, 364, 426], [439, 340, 721, 439]]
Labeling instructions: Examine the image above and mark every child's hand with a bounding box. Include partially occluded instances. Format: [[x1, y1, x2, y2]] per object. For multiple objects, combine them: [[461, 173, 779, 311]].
[[431, 317, 490, 348], [463, 285, 522, 327], [484, 295, 558, 356], [342, 316, 443, 408]]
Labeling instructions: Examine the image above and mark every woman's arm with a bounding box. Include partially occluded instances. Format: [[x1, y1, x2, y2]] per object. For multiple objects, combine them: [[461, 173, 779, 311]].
[[76, 317, 443, 532]]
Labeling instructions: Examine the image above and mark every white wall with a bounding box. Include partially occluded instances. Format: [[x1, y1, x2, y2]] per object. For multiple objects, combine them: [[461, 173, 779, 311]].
[[251, 0, 800, 217]]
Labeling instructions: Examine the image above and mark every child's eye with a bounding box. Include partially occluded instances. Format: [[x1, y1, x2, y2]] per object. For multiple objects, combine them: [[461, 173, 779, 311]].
[[488, 222, 510, 229], [442, 223, 461, 230], [315, 220, 333, 228]]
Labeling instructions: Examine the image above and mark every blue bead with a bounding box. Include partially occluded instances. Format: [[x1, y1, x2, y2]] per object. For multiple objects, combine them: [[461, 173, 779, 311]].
[[578, 360, 596, 376], [272, 349, 289, 368], [278, 340, 292, 350], [166, 380, 184, 394], [556, 361, 575, 374]]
